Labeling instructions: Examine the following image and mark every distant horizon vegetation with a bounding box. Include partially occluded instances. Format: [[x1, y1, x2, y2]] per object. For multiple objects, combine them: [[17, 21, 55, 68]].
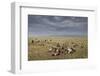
[[28, 35, 88, 37]]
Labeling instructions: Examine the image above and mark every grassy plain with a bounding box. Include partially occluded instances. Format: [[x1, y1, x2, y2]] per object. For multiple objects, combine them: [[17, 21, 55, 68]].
[[28, 36, 88, 61]]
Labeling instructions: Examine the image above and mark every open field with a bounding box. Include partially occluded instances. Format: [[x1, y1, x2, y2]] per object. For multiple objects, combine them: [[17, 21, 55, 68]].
[[28, 36, 88, 61]]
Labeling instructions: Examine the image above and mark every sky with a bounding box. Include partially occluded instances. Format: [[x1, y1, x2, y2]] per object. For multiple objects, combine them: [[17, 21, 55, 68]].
[[28, 15, 88, 37]]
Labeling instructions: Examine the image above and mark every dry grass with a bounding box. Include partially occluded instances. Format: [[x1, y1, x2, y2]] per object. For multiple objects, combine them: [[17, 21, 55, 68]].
[[28, 36, 88, 61]]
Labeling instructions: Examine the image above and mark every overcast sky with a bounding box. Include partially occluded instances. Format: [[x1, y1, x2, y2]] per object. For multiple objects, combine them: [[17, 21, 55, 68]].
[[28, 15, 88, 37]]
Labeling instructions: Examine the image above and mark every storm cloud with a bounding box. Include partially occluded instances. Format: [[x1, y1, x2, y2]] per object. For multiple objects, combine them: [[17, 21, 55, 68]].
[[28, 15, 88, 37]]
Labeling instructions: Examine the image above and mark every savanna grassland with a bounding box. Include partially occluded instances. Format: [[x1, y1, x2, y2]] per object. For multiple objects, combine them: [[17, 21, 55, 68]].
[[28, 36, 88, 61]]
